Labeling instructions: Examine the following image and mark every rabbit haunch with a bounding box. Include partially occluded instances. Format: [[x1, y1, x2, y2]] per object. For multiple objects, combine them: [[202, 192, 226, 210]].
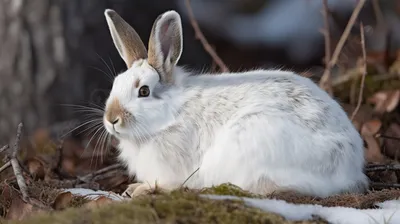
[[102, 9, 369, 198]]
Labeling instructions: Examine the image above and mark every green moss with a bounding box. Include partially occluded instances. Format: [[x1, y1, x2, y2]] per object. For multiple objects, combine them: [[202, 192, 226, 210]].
[[200, 183, 261, 198], [7, 191, 326, 224]]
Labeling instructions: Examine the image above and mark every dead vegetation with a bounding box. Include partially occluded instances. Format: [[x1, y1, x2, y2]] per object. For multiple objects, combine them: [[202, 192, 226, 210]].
[[1, 1, 400, 223]]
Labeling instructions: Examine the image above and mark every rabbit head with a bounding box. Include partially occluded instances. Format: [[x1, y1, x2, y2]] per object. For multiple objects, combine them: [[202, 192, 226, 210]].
[[102, 9, 184, 140]]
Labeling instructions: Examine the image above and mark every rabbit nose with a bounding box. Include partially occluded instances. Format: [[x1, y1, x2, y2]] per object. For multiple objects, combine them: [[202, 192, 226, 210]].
[[111, 117, 120, 125]]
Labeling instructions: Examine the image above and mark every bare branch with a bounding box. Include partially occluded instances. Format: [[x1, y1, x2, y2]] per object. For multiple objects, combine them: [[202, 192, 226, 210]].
[[351, 23, 367, 121], [319, 0, 366, 93], [10, 123, 29, 201], [0, 144, 9, 153], [184, 0, 229, 73], [79, 163, 124, 183], [0, 160, 11, 173], [365, 164, 400, 172], [320, 0, 332, 93]]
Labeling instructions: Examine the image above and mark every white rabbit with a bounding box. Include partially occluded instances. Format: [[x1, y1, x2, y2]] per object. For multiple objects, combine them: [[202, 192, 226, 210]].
[[102, 9, 369, 198]]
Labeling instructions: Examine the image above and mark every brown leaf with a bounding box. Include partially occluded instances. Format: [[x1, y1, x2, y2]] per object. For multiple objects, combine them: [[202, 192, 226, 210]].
[[52, 191, 73, 210], [6, 196, 44, 220], [25, 158, 45, 180], [83, 196, 113, 210], [368, 90, 400, 114], [361, 119, 382, 136], [364, 136, 385, 163]]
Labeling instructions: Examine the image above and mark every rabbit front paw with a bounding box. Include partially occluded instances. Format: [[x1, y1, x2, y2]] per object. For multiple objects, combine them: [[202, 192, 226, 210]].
[[122, 183, 151, 198]]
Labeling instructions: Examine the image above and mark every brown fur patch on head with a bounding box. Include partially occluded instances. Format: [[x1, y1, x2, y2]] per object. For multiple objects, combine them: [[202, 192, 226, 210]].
[[134, 79, 141, 88], [105, 98, 128, 127]]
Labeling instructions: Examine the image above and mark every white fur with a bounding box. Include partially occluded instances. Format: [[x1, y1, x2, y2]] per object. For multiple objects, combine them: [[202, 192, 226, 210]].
[[103, 10, 369, 198]]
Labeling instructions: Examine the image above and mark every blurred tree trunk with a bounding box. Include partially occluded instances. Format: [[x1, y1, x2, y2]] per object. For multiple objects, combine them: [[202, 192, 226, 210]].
[[0, 0, 210, 143]]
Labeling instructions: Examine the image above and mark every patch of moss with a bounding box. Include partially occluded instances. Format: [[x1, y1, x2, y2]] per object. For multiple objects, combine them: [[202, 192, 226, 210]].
[[200, 183, 262, 198], [8, 191, 327, 224]]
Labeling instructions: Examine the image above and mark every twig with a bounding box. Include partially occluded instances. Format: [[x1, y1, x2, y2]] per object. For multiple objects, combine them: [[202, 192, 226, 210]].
[[0, 161, 11, 173], [184, 0, 229, 73], [351, 23, 367, 121], [10, 123, 29, 201], [320, 0, 331, 88], [376, 134, 400, 141], [372, 0, 385, 26], [79, 163, 124, 183], [365, 164, 400, 172], [0, 144, 9, 153], [319, 0, 366, 93]]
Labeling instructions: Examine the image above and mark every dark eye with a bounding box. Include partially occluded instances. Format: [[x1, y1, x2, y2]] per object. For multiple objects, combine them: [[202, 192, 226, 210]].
[[138, 85, 150, 97]]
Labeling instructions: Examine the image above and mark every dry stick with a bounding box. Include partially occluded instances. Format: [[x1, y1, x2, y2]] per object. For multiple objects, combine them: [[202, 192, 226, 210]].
[[351, 23, 367, 121], [372, 0, 385, 26], [79, 163, 124, 183], [321, 0, 331, 80], [0, 161, 11, 172], [365, 164, 400, 172], [184, 0, 229, 73], [319, 0, 367, 93], [10, 123, 29, 201], [0, 144, 9, 153]]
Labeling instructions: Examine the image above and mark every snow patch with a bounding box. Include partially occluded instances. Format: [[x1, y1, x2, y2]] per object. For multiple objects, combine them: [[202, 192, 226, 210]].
[[203, 195, 400, 224]]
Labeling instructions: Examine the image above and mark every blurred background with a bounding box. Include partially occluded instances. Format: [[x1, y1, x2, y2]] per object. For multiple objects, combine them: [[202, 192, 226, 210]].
[[0, 0, 399, 144], [2, 0, 400, 211]]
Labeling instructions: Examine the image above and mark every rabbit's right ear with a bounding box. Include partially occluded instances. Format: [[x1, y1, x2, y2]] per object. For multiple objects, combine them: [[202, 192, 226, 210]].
[[148, 11, 183, 84], [104, 9, 147, 68]]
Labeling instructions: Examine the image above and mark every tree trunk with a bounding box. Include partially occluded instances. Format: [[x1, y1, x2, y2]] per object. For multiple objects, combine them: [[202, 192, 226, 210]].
[[0, 0, 211, 143]]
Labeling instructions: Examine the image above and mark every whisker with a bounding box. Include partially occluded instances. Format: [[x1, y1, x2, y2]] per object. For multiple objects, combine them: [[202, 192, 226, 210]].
[[60, 104, 104, 113], [108, 55, 117, 76], [75, 121, 103, 137], [88, 66, 114, 83], [59, 119, 102, 139], [96, 52, 115, 79]]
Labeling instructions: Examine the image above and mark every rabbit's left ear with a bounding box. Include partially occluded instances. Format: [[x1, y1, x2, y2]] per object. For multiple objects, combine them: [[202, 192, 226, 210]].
[[148, 11, 183, 84]]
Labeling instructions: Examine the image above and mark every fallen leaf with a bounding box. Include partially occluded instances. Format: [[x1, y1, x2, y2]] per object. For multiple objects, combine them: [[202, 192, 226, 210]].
[[364, 136, 385, 163], [368, 90, 400, 114], [25, 158, 45, 180], [52, 191, 73, 210], [6, 196, 44, 220], [361, 119, 382, 136], [84, 196, 113, 210]]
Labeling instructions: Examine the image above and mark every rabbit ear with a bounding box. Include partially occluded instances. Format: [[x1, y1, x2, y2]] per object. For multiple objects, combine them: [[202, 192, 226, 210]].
[[104, 9, 147, 68], [148, 10, 183, 84]]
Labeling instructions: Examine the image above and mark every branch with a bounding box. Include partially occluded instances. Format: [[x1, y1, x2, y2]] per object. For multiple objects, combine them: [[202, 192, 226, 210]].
[[319, 0, 367, 93], [320, 0, 332, 94], [184, 0, 229, 73], [351, 23, 367, 121], [10, 123, 29, 201], [0, 161, 11, 173], [365, 164, 400, 172], [46, 163, 125, 190], [0, 144, 9, 153], [78, 163, 124, 183]]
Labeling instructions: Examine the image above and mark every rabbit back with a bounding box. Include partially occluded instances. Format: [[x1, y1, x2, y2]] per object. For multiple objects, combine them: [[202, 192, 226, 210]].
[[176, 69, 368, 197]]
